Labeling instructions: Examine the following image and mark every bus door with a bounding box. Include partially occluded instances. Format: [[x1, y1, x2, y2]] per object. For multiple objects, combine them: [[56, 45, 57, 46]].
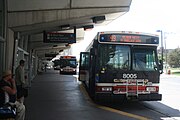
[[79, 52, 90, 83]]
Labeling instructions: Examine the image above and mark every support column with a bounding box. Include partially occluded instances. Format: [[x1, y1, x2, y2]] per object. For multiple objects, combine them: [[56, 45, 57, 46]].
[[0, 0, 6, 76], [0, 37, 5, 76], [12, 32, 19, 74], [5, 28, 15, 70]]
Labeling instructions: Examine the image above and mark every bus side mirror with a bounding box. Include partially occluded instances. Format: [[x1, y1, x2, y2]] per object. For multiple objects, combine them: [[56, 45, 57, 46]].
[[159, 60, 163, 74]]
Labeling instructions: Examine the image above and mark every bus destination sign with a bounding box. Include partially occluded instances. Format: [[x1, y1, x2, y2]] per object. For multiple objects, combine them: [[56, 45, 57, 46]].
[[43, 31, 76, 43], [99, 34, 159, 44]]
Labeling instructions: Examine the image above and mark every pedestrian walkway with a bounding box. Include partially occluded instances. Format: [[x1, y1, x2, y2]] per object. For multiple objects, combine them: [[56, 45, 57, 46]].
[[24, 70, 132, 120]]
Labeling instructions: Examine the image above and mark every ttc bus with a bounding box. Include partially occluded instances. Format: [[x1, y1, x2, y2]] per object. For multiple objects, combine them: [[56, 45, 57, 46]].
[[79, 31, 163, 102], [60, 56, 77, 74]]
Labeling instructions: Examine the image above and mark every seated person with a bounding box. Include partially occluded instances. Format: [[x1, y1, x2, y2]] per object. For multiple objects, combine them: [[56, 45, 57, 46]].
[[0, 70, 25, 120]]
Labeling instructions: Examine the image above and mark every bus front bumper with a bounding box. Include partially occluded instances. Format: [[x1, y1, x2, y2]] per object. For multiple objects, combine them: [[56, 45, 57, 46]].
[[95, 93, 162, 102], [137, 93, 162, 101]]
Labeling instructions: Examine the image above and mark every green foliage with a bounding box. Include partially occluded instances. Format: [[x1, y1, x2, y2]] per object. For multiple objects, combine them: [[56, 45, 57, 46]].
[[167, 48, 180, 68]]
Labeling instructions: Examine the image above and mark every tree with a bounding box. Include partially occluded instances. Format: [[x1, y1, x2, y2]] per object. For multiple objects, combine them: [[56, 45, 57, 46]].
[[167, 48, 180, 68]]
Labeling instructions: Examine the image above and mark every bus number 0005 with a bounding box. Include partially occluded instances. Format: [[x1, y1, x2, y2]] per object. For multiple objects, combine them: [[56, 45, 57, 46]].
[[123, 74, 137, 79]]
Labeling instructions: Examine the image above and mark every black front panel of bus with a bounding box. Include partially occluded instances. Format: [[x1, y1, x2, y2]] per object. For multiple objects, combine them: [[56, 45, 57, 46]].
[[98, 70, 160, 83], [96, 44, 160, 83]]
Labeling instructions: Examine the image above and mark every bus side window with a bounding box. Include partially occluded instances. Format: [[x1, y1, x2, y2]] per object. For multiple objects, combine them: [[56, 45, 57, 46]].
[[79, 52, 90, 81], [80, 52, 89, 69]]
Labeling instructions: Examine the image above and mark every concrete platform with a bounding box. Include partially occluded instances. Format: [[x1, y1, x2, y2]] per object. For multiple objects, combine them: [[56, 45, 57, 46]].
[[24, 70, 132, 120]]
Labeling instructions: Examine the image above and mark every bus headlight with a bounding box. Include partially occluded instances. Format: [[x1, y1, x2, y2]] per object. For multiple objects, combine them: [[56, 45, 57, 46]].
[[146, 87, 156, 92], [102, 87, 112, 92]]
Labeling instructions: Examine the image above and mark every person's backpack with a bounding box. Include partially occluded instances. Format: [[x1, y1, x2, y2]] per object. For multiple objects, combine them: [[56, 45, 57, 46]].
[[0, 103, 16, 119]]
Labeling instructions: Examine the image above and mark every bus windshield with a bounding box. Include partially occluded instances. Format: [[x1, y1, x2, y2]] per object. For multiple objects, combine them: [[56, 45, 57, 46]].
[[99, 44, 131, 70], [99, 44, 158, 71], [60, 59, 77, 68], [133, 47, 158, 71]]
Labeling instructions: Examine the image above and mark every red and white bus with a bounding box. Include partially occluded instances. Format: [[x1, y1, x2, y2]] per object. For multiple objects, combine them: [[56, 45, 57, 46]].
[[60, 56, 77, 74]]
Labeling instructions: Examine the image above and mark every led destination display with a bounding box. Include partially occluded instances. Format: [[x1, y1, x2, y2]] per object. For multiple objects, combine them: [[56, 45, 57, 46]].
[[99, 34, 159, 44]]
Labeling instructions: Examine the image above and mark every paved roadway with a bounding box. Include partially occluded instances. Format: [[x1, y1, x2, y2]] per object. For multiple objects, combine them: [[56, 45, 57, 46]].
[[25, 70, 180, 120], [103, 73, 180, 120], [159, 74, 180, 111]]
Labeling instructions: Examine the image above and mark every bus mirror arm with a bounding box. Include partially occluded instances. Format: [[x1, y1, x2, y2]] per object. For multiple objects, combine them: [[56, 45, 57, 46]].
[[159, 60, 163, 74]]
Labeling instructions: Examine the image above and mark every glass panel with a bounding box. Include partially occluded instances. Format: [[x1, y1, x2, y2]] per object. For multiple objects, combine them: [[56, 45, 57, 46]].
[[80, 53, 89, 69], [99, 44, 131, 70], [133, 48, 157, 71], [60, 59, 77, 68], [79, 52, 90, 81]]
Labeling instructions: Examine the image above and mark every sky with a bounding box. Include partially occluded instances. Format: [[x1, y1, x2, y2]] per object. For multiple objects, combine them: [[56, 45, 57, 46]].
[[87, 0, 180, 49], [71, 0, 180, 57]]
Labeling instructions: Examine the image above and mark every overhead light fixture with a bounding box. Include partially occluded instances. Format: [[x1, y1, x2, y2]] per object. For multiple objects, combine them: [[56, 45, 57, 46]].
[[83, 25, 94, 31], [92, 16, 105, 24], [53, 45, 58, 47], [65, 43, 72, 47], [59, 50, 63, 52], [65, 44, 70, 47], [45, 53, 57, 58], [61, 24, 70, 30]]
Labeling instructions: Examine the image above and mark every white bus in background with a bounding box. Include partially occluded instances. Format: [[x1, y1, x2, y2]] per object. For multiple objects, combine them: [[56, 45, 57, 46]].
[[60, 56, 77, 74]]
